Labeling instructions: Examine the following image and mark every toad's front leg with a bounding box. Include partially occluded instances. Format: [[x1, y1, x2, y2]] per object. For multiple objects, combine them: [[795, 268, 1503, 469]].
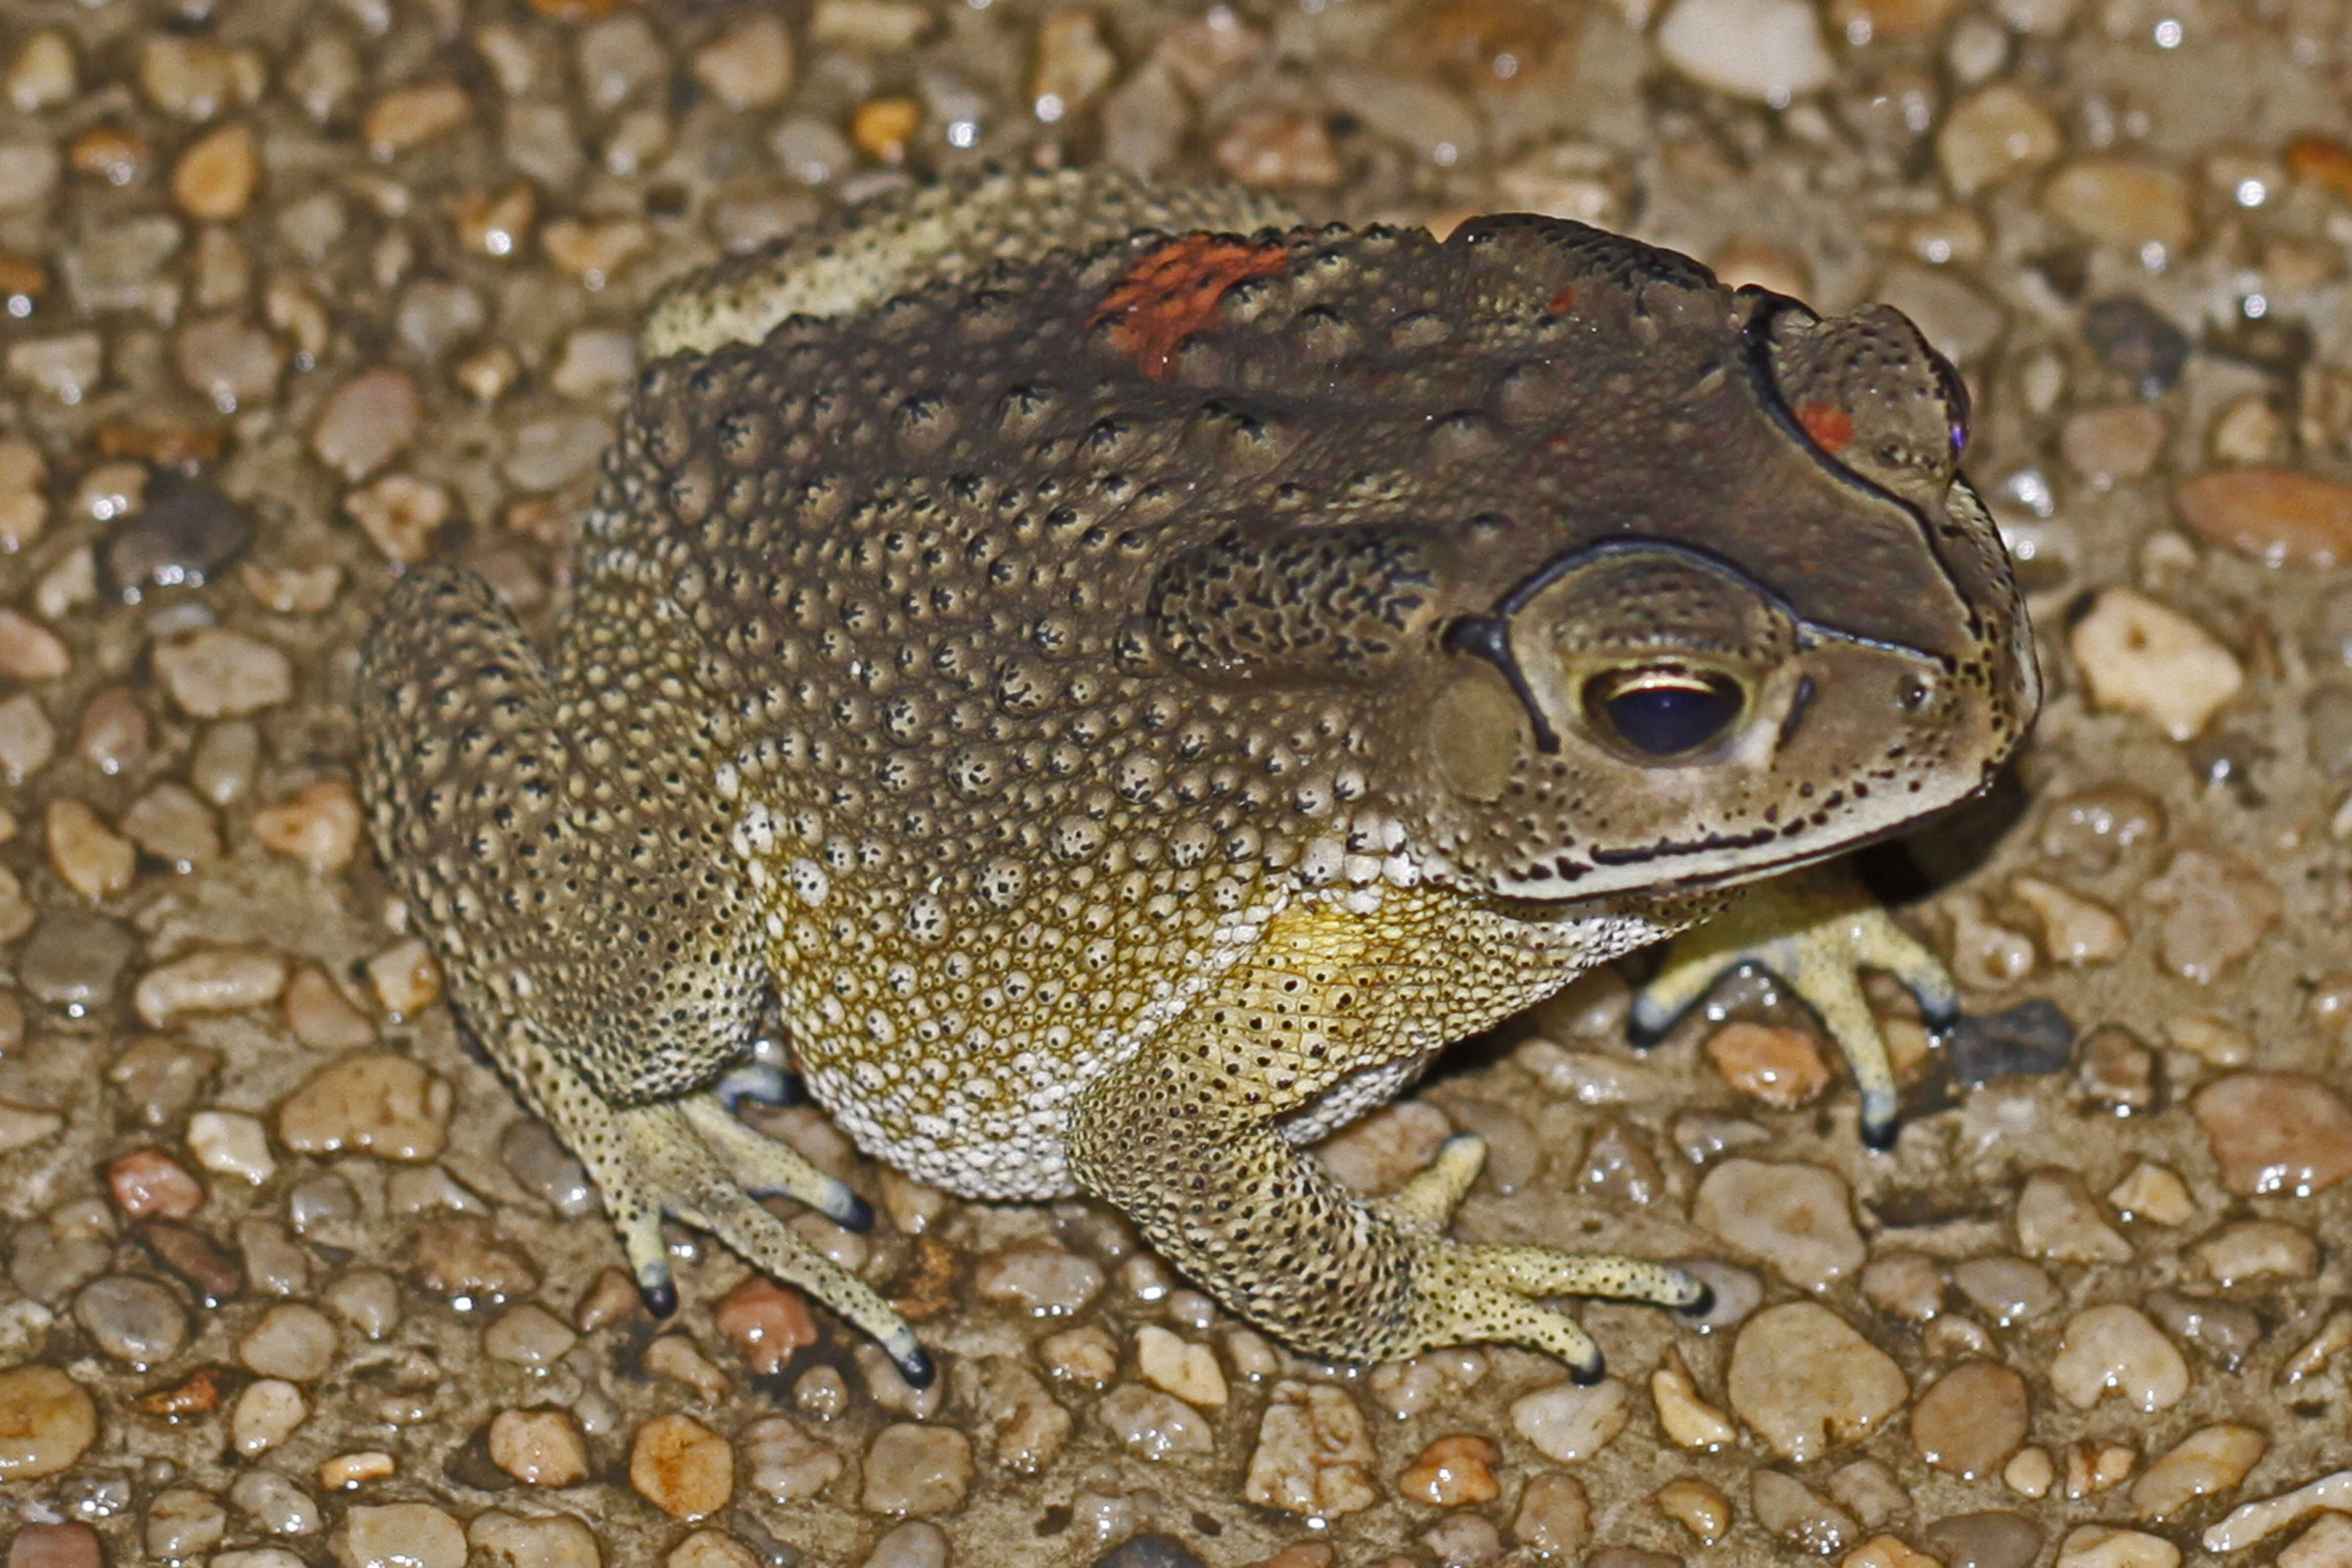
[[1066, 942, 1706, 1379]]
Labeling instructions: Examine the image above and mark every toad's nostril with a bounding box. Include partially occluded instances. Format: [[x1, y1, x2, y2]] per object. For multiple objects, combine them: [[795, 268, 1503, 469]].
[[1585, 670, 1743, 758]]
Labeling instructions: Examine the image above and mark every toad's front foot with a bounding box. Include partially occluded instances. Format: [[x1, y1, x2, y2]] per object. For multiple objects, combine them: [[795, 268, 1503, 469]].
[[1629, 862, 1959, 1149], [1381, 1135, 1710, 1382]]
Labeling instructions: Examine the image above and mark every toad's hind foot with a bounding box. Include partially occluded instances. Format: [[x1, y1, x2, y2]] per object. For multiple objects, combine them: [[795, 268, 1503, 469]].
[[547, 1069, 928, 1385], [1629, 862, 1957, 1149], [1382, 1134, 1710, 1383]]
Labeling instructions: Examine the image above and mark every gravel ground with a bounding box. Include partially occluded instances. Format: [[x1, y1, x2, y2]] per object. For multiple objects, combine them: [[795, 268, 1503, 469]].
[[2, 1, 2351, 1566]]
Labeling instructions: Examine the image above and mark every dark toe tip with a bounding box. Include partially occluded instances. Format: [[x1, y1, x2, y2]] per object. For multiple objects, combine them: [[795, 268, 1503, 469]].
[[1568, 1352, 1608, 1386], [1624, 1011, 1670, 1050], [1920, 999, 1963, 1029], [639, 1278, 680, 1319], [1862, 1115, 1902, 1153], [898, 1345, 937, 1389], [1677, 1281, 1717, 1319], [836, 1191, 876, 1234]]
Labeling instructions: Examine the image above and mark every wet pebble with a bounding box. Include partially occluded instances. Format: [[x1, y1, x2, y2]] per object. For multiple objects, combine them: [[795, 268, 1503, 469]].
[[2192, 1072, 2352, 1195], [973, 1242, 1104, 1315], [2016, 1169, 2133, 1262], [2060, 404, 2167, 486], [1097, 1384, 1213, 1461], [1938, 84, 2062, 196], [414, 1215, 538, 1303], [1726, 1302, 1908, 1462], [691, 14, 793, 110], [239, 1303, 337, 1382], [228, 1467, 318, 1534], [1752, 1470, 1858, 1555], [336, 1502, 467, 1568], [2084, 296, 2190, 397], [1693, 1158, 1864, 1288], [0, 1366, 97, 1476], [712, 1275, 816, 1374], [345, 475, 449, 564], [277, 1052, 452, 1163], [741, 1415, 844, 1503], [1398, 1434, 1500, 1507], [252, 782, 362, 872], [2045, 160, 2195, 251], [1911, 1361, 2029, 1477], [365, 938, 442, 1017], [489, 1407, 590, 1487], [153, 629, 292, 719], [5, 1523, 102, 1568], [0, 611, 67, 681], [186, 1110, 276, 1185], [134, 947, 284, 1028], [73, 1274, 187, 1366], [311, 369, 420, 482], [1370, 1348, 1489, 1419], [172, 122, 258, 220], [1090, 1536, 1203, 1568], [645, 1333, 731, 1402], [632, 1413, 735, 1520], [2178, 469, 2352, 567], [1655, 1476, 1732, 1542], [2107, 1162, 2195, 1225], [285, 968, 376, 1051], [1509, 1376, 1629, 1462], [2140, 849, 2279, 981], [1650, 1346, 1737, 1448], [2131, 1422, 2265, 1519], [2054, 1526, 2180, 1568], [1512, 1470, 1589, 1557], [2049, 1304, 2189, 1411], [363, 82, 469, 154], [1654, 0, 1835, 101], [1136, 1325, 1226, 1408], [2279, 1516, 2352, 1568], [483, 1302, 576, 1368], [106, 1146, 205, 1219], [861, 1423, 972, 1516], [2070, 588, 2241, 741], [2193, 1218, 2316, 1283], [2008, 877, 2128, 966], [1214, 108, 1339, 188], [1923, 1512, 2044, 1568], [1703, 1022, 1831, 1108], [146, 1487, 227, 1559], [0, 693, 55, 782], [1040, 1323, 1120, 1386], [231, 1378, 306, 1456], [1246, 1380, 1378, 1518], [1952, 1256, 2059, 1325]]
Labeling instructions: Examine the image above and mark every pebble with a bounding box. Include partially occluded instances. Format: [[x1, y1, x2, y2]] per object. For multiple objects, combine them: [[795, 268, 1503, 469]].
[[239, 1303, 338, 1381], [252, 781, 362, 872], [122, 783, 221, 868], [172, 122, 258, 220], [1828, 1462, 1908, 1529], [1861, 1251, 1944, 1322], [1846, 1538, 1943, 1568], [74, 1273, 187, 1366], [671, 1532, 761, 1568], [2193, 1219, 2317, 1283], [691, 15, 793, 110], [7, 31, 75, 111], [364, 83, 470, 154], [1370, 1349, 1488, 1418], [231, 1378, 307, 1456], [177, 316, 284, 411], [861, 1423, 972, 1516], [1041, 1323, 1121, 1386], [2061, 405, 2167, 488], [465, 1509, 599, 1568], [795, 1365, 850, 1419], [318, 1451, 397, 1489], [321, 1270, 399, 1340], [2107, 1162, 2195, 1225], [1911, 1362, 2029, 1477], [146, 1487, 227, 1559], [1726, 1303, 1909, 1462], [712, 1275, 816, 1374], [26, 909, 136, 1013], [1246, 1380, 1379, 1518], [1655, 0, 1835, 102], [6, 1523, 101, 1568], [0, 611, 67, 682], [2084, 296, 2191, 398], [153, 628, 293, 719], [2131, 1423, 2265, 1519], [1398, 1435, 1500, 1507], [1421, 1513, 1503, 1566], [2176, 470, 2352, 567], [2070, 588, 2242, 740], [186, 1110, 276, 1184], [2165, 1012, 2254, 1067], [2193, 1072, 2352, 1195], [1703, 1022, 1831, 1108], [1650, 1346, 1738, 1448], [229, 1467, 319, 1534], [8, 334, 101, 403], [645, 1334, 732, 1403], [2054, 1526, 2180, 1568], [337, 1502, 467, 1568], [1136, 1325, 1227, 1407], [540, 217, 650, 290], [413, 1215, 539, 1302], [312, 369, 421, 482], [1097, 1384, 1214, 1461], [1875, 263, 2007, 364], [630, 1413, 735, 1520], [106, 1146, 205, 1219], [1693, 1158, 1864, 1288], [490, 1407, 591, 1486], [1938, 84, 2062, 196], [1753, 1470, 1859, 1555], [973, 1242, 1104, 1315], [483, 1303, 577, 1368], [365, 938, 442, 1017], [0, 1097, 63, 1154], [1924, 1512, 2044, 1568], [2015, 1169, 2133, 1262], [1509, 1376, 1630, 1462], [0, 693, 55, 781], [741, 1415, 844, 1503], [1091, 1538, 1203, 1568], [2049, 1304, 2190, 1411], [277, 1052, 452, 1162], [2042, 160, 2196, 253], [1952, 1257, 2059, 1325], [134, 947, 284, 1029], [285, 968, 377, 1051], [0, 1366, 97, 1477], [2008, 876, 2128, 966], [1512, 1471, 1590, 1558], [1214, 107, 1340, 188], [1655, 1476, 1732, 1542]]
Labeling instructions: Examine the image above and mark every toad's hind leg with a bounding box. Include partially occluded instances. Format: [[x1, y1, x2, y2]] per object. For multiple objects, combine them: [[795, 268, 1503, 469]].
[[538, 1058, 927, 1383], [1629, 861, 1959, 1148]]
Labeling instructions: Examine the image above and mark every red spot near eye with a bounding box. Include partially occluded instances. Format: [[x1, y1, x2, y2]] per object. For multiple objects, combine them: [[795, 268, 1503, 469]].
[[1796, 401, 1855, 454], [1547, 283, 1577, 313], [1090, 235, 1291, 382]]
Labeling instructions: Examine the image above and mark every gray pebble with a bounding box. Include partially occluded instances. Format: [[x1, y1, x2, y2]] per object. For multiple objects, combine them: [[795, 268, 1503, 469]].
[[73, 1274, 188, 1366], [105, 479, 248, 600], [20, 909, 136, 1014]]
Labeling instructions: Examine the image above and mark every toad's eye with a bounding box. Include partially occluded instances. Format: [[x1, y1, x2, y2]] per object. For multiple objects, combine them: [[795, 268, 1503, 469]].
[[1584, 669, 1744, 758], [1932, 347, 1972, 455]]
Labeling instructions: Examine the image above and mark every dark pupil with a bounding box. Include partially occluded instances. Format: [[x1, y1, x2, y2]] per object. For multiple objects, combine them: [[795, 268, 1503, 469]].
[[1594, 677, 1740, 757]]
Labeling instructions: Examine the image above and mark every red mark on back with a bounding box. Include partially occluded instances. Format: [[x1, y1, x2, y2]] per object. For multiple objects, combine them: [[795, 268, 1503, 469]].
[[1090, 235, 1290, 381], [1547, 283, 1578, 314], [1795, 401, 1855, 454]]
